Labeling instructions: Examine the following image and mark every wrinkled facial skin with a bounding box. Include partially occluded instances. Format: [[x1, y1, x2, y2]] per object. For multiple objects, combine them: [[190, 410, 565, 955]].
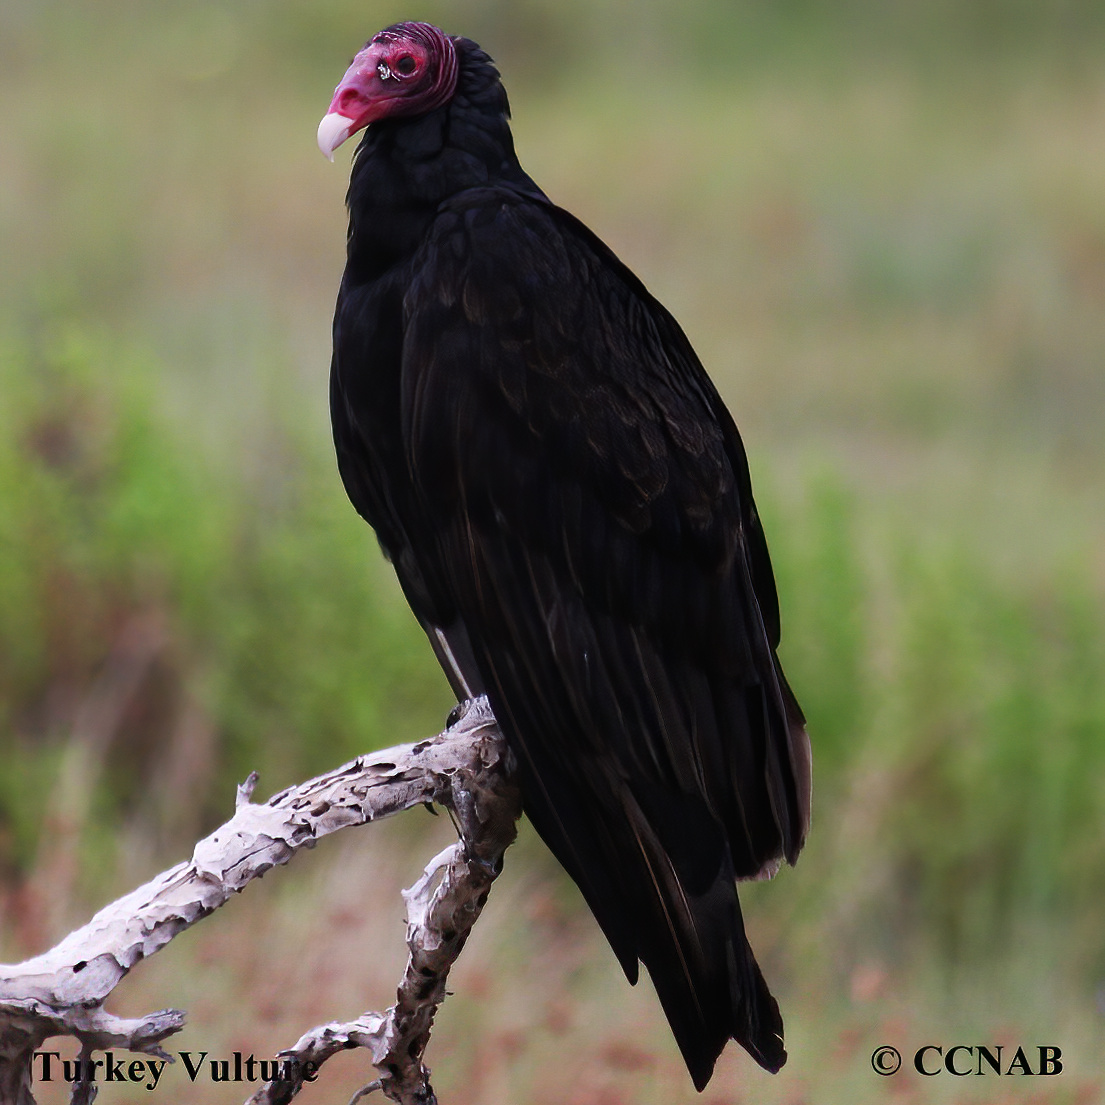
[[317, 24, 457, 159]]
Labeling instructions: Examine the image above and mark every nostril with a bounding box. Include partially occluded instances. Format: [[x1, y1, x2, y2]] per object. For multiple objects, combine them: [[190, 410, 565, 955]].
[[336, 87, 365, 114]]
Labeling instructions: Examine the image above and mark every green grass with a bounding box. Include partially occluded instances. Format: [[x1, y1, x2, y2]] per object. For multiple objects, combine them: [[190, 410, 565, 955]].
[[0, 324, 451, 880], [764, 476, 1105, 965], [1, 2, 1104, 1100]]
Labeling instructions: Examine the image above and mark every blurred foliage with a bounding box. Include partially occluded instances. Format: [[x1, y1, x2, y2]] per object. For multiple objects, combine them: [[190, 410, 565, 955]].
[[762, 475, 1105, 982], [1, 0, 1104, 1063], [0, 324, 451, 877]]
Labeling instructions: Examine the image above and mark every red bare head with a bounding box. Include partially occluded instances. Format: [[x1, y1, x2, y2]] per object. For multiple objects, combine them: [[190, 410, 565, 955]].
[[317, 22, 459, 160]]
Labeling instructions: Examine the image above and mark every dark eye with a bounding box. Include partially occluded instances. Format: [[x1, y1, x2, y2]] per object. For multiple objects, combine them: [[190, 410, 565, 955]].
[[395, 54, 417, 75]]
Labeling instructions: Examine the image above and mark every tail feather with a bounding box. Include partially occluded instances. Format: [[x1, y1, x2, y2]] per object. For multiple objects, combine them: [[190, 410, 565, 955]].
[[620, 788, 786, 1089], [516, 759, 787, 1089]]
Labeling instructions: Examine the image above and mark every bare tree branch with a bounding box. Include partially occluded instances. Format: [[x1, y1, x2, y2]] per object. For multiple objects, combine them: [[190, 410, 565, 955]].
[[0, 696, 521, 1105]]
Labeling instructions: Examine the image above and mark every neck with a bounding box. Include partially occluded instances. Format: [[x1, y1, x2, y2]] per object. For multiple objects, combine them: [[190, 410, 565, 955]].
[[343, 37, 543, 280]]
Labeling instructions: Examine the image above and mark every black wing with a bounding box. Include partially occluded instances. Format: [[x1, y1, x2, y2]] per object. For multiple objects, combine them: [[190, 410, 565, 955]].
[[340, 185, 810, 1086]]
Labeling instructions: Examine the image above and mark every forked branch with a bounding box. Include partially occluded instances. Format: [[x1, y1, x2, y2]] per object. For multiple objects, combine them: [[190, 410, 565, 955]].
[[0, 697, 520, 1105]]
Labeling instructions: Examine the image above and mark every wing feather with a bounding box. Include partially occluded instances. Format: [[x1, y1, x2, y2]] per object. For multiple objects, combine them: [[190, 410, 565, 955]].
[[386, 186, 809, 1083]]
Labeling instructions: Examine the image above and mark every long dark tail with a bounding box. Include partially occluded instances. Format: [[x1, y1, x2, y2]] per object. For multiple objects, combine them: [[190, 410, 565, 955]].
[[618, 788, 786, 1089], [519, 764, 786, 1090]]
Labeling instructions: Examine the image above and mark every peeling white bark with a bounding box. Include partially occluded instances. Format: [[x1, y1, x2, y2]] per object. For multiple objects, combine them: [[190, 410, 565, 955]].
[[0, 697, 520, 1105]]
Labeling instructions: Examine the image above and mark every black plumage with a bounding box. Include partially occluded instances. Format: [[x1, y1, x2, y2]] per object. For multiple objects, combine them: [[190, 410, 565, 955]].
[[321, 23, 811, 1090]]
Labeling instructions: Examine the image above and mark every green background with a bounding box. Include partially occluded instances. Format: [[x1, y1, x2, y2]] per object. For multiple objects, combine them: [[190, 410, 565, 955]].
[[1, 1, 1103, 1100]]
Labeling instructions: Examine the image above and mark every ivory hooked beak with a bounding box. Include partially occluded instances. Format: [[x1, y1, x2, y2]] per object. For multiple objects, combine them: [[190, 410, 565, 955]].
[[317, 112, 356, 161]]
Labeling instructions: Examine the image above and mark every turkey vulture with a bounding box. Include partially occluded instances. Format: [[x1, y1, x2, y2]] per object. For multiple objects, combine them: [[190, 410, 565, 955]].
[[318, 22, 811, 1090]]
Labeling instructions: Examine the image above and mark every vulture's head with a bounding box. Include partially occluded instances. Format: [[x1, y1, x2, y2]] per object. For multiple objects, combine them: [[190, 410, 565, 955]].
[[317, 22, 460, 160]]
